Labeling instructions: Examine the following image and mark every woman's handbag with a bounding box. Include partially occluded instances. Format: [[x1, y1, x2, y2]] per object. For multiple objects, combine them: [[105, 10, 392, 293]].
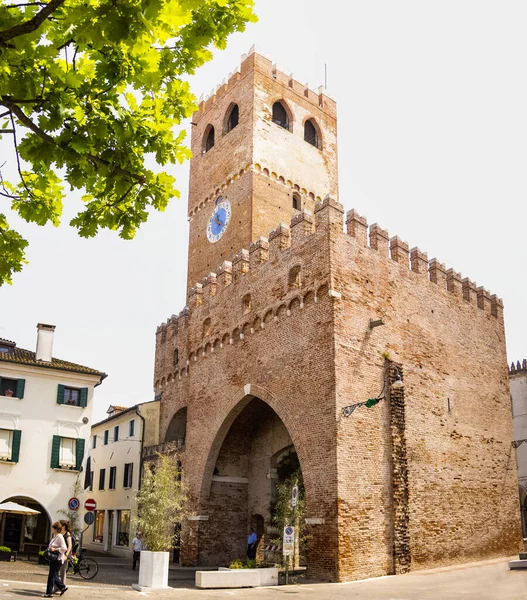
[[43, 549, 60, 563]]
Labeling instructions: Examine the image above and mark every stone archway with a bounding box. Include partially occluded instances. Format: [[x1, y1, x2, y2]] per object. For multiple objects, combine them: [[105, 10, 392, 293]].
[[0, 496, 51, 552], [196, 395, 305, 567]]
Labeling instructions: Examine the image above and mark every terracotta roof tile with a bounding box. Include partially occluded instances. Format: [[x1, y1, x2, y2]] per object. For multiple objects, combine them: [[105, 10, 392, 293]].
[[0, 345, 106, 378]]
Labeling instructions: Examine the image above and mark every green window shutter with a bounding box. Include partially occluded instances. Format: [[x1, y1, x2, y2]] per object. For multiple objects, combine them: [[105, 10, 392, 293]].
[[57, 384, 65, 405], [16, 379, 25, 399], [11, 430, 21, 463], [75, 438, 85, 471], [79, 388, 88, 408], [50, 435, 61, 468]]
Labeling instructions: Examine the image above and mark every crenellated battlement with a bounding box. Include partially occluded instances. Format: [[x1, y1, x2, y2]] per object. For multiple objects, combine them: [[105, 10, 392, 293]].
[[155, 198, 503, 391], [196, 45, 336, 118]]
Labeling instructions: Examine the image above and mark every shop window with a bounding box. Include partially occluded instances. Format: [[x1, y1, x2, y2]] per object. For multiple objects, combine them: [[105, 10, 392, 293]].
[[117, 510, 130, 546], [94, 510, 105, 542]]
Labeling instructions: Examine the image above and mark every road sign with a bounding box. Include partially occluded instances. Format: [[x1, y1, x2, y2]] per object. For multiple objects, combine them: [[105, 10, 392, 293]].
[[84, 498, 97, 511], [68, 497, 80, 511], [291, 486, 298, 508], [84, 511, 96, 525], [283, 526, 294, 556]]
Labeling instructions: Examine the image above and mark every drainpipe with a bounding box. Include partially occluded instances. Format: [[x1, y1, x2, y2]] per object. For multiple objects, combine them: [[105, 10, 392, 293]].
[[135, 407, 146, 490]]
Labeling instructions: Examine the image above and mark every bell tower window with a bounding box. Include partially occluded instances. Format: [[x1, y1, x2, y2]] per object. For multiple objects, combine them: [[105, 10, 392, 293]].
[[203, 125, 215, 154], [292, 192, 301, 211], [225, 104, 239, 133], [272, 101, 289, 130], [304, 119, 320, 148]]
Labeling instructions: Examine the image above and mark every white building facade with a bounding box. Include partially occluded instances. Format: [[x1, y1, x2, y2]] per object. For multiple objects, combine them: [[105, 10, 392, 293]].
[[0, 324, 105, 553], [84, 401, 159, 558]]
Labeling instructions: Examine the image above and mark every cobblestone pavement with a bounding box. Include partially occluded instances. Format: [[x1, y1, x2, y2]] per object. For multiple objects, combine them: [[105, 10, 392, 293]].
[[0, 556, 526, 599]]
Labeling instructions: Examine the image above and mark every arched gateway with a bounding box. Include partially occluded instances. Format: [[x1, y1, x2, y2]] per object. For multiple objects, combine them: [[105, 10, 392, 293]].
[[0, 496, 51, 552], [196, 395, 304, 566]]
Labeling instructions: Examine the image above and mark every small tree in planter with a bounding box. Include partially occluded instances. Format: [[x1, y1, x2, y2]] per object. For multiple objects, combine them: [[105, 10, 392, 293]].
[[132, 453, 188, 590], [0, 546, 16, 562]]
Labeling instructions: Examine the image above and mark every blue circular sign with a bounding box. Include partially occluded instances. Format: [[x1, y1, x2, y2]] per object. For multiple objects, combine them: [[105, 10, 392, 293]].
[[285, 526, 294, 536], [84, 511, 95, 525], [68, 497, 80, 511]]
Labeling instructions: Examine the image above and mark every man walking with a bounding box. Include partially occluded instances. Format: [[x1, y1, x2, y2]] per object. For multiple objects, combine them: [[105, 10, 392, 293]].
[[131, 532, 143, 571], [247, 528, 257, 561]]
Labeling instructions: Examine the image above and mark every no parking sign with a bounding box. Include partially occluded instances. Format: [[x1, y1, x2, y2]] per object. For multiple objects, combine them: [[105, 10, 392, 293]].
[[68, 497, 80, 511]]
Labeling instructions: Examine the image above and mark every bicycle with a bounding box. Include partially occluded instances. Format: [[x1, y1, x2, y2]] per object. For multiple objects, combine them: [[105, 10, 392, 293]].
[[67, 548, 99, 580]]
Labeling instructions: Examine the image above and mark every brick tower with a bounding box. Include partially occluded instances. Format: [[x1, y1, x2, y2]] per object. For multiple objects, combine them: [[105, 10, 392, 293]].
[[152, 48, 520, 582], [186, 46, 337, 289]]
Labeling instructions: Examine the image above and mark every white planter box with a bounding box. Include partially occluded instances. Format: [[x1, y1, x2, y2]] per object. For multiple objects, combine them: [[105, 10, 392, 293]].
[[197, 567, 278, 588], [132, 551, 170, 591]]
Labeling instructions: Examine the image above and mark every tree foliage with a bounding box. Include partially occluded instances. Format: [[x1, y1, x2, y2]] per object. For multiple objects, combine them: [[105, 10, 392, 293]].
[[134, 453, 188, 552], [0, 0, 256, 284]]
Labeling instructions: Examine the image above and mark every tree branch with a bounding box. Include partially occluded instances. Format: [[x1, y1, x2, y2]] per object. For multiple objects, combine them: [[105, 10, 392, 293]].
[[5, 2, 48, 8], [3, 101, 146, 184], [0, 0, 66, 43]]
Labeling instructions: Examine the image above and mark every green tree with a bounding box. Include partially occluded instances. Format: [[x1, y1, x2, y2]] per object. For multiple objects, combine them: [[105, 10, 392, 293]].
[[134, 453, 188, 552], [0, 0, 256, 284]]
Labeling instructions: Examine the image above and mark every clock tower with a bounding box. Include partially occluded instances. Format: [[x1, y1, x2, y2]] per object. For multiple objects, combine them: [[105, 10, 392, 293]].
[[186, 46, 338, 290]]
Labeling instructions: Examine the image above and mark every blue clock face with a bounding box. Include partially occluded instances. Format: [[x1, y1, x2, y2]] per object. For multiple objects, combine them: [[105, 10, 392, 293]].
[[207, 199, 231, 243]]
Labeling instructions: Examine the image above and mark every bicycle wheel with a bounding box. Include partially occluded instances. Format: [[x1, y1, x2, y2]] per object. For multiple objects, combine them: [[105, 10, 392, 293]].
[[76, 557, 98, 580]]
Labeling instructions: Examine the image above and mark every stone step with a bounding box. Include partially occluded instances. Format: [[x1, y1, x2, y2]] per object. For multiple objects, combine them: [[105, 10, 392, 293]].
[[509, 559, 527, 570]]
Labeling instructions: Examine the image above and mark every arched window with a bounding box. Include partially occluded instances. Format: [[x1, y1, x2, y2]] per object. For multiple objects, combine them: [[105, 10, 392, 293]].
[[226, 104, 239, 132], [272, 101, 289, 130], [203, 125, 215, 153], [292, 192, 301, 211], [304, 119, 319, 148]]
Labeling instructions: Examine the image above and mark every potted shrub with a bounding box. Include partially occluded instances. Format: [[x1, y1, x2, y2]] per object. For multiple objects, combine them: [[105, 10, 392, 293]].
[[132, 453, 188, 591], [0, 546, 16, 562]]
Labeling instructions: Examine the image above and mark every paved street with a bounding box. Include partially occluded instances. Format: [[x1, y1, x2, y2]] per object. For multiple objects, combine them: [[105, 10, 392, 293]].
[[0, 556, 526, 599]]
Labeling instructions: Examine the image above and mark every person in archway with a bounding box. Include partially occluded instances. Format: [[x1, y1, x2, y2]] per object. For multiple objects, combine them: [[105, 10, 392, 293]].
[[247, 528, 257, 561]]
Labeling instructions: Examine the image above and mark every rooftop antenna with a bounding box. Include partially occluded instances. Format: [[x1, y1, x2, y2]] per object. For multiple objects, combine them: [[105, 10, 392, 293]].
[[324, 63, 328, 90]]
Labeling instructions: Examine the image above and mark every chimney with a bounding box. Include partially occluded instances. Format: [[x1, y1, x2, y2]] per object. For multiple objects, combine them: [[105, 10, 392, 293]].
[[36, 323, 56, 362]]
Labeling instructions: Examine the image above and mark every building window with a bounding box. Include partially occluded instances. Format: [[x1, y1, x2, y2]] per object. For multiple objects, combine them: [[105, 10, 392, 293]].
[[242, 294, 251, 315], [92, 435, 97, 449], [50, 436, 84, 470], [0, 428, 21, 462], [116, 510, 131, 546], [109, 466, 117, 490], [173, 349, 179, 367], [0, 377, 23, 398], [99, 468, 106, 490], [272, 101, 289, 130], [225, 104, 239, 133], [292, 192, 301, 211], [59, 437, 76, 468], [289, 265, 302, 288], [94, 511, 104, 542], [304, 118, 320, 148], [113, 426, 119, 442], [104, 430, 109, 445], [129, 420, 135, 437], [89, 471, 94, 492], [124, 462, 134, 488], [203, 125, 215, 153], [57, 384, 87, 407]]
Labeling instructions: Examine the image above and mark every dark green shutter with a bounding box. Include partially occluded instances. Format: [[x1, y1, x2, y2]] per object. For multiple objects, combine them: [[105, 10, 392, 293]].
[[79, 388, 88, 408], [11, 430, 21, 462], [75, 438, 85, 471], [50, 435, 61, 468], [57, 384, 65, 405], [16, 379, 25, 399]]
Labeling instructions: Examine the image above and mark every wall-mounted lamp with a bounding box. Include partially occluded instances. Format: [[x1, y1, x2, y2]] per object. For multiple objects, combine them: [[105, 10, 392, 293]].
[[392, 367, 404, 390]]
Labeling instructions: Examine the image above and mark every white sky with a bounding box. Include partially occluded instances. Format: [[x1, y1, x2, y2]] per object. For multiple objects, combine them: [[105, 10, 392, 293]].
[[1, 1, 526, 423]]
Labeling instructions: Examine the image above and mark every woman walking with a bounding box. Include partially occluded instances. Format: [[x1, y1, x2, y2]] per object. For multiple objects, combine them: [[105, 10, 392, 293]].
[[58, 521, 73, 588], [43, 521, 68, 598]]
